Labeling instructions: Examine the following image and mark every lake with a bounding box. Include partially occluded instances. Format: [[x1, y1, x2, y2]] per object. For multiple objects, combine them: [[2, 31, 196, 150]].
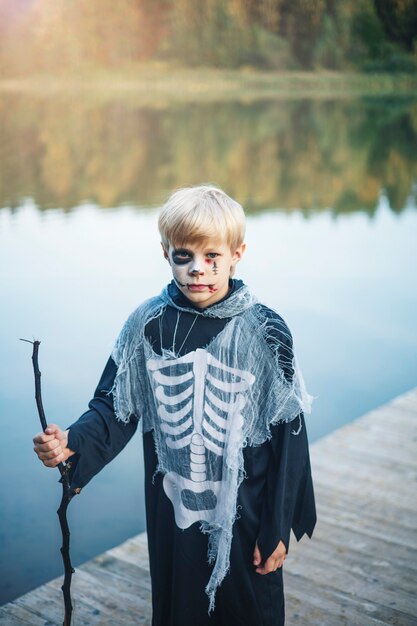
[[1, 92, 416, 605]]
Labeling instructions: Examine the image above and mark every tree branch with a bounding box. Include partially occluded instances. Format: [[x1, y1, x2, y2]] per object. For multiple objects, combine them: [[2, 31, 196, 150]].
[[21, 338, 80, 626]]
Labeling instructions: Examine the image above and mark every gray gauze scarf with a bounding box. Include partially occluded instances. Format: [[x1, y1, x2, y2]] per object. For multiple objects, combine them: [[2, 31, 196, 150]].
[[111, 283, 312, 611]]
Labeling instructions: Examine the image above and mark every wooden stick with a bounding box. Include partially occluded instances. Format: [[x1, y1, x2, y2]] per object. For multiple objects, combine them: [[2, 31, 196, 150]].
[[21, 338, 79, 626]]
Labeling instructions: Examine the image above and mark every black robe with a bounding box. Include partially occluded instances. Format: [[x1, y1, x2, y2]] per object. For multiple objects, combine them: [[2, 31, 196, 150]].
[[67, 281, 316, 626]]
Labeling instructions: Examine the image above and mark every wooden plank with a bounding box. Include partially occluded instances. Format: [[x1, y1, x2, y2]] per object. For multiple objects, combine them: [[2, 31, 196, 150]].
[[320, 441, 417, 471], [302, 506, 417, 571], [69, 569, 152, 625], [315, 506, 417, 552], [2, 386, 417, 626], [8, 553, 153, 626], [106, 534, 150, 571], [285, 575, 415, 626], [314, 485, 417, 532], [286, 552, 417, 617], [287, 535, 417, 596], [81, 558, 152, 601], [313, 440, 417, 469], [310, 473, 417, 513], [12, 584, 64, 625], [0, 603, 59, 626]]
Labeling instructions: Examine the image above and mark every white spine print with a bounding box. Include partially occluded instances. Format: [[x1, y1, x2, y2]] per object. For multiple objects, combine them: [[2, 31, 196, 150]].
[[147, 348, 255, 529], [190, 433, 206, 482]]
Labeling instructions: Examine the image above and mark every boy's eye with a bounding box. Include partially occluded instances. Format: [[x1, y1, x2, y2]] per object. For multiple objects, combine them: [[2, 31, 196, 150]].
[[206, 253, 219, 259], [172, 249, 193, 265]]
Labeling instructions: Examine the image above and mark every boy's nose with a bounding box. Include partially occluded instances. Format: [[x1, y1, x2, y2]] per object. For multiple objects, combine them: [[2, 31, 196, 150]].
[[189, 255, 205, 275]]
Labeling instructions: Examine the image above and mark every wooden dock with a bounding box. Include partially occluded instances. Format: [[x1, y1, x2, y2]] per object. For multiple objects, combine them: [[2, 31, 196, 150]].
[[2, 388, 417, 625]]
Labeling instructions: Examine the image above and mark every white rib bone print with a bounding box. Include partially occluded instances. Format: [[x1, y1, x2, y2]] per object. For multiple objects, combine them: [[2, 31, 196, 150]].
[[147, 348, 255, 528]]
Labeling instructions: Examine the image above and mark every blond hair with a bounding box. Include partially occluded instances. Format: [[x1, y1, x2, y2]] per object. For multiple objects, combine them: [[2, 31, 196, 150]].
[[158, 185, 246, 252]]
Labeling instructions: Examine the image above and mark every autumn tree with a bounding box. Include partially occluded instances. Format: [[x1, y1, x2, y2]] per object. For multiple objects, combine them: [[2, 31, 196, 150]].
[[375, 0, 417, 51], [279, 0, 326, 68]]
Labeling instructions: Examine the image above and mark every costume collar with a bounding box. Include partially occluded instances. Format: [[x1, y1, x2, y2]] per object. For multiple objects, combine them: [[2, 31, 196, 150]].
[[161, 279, 257, 319]]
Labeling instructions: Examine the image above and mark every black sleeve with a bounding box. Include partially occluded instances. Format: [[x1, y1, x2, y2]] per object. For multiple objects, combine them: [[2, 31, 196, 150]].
[[67, 356, 139, 490], [256, 417, 316, 561], [256, 305, 316, 560]]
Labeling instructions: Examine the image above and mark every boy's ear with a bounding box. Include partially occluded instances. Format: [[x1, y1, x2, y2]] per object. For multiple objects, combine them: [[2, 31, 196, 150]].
[[161, 242, 171, 263], [231, 243, 246, 266]]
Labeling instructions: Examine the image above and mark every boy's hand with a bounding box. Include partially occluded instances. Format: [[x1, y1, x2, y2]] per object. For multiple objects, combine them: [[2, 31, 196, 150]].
[[33, 424, 74, 467], [253, 540, 287, 575]]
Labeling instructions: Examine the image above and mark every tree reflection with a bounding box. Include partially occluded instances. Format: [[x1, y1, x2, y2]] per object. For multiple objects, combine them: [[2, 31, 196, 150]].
[[0, 95, 415, 215]]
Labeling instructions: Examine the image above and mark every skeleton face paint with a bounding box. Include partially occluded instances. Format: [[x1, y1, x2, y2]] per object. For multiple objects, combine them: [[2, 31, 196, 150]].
[[164, 240, 245, 309]]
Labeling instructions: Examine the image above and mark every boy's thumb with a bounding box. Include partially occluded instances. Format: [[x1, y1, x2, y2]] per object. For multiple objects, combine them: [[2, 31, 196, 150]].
[[253, 542, 261, 565]]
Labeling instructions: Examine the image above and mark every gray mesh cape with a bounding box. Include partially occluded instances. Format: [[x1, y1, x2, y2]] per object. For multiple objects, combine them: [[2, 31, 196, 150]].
[[111, 283, 312, 611]]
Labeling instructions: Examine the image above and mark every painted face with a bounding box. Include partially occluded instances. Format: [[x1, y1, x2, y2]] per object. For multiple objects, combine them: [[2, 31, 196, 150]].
[[163, 239, 245, 309]]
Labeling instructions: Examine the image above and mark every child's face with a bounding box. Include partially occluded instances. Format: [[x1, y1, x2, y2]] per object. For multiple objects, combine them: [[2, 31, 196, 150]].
[[162, 239, 245, 309]]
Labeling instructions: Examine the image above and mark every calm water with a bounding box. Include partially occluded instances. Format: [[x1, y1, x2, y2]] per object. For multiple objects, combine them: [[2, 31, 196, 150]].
[[1, 93, 417, 605]]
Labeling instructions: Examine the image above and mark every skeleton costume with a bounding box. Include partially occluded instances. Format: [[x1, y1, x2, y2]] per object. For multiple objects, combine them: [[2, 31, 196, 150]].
[[67, 279, 316, 626]]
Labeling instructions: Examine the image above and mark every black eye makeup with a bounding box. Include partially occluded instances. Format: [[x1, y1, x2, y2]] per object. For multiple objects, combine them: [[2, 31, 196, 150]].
[[172, 249, 193, 265], [171, 248, 222, 268]]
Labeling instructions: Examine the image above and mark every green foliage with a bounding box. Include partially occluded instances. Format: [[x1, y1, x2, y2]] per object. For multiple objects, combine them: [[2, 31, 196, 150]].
[[278, 0, 327, 69], [158, 0, 295, 69], [362, 50, 417, 73], [160, 0, 250, 67], [352, 5, 387, 60], [375, 0, 417, 51], [351, 3, 417, 73], [0, 0, 416, 73], [246, 27, 296, 70], [313, 14, 345, 69]]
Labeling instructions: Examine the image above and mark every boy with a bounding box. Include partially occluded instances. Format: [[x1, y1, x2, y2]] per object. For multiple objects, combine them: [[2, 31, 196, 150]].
[[33, 185, 316, 626]]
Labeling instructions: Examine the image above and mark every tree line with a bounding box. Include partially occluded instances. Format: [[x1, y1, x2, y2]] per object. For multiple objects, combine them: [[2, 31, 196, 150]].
[[1, 0, 416, 75]]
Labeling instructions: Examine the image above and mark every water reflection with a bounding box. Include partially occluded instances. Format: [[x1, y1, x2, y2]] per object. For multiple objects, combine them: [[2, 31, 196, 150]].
[[1, 95, 416, 214]]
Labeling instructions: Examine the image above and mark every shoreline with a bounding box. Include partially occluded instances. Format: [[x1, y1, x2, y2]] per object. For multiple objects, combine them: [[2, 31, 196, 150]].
[[1, 69, 416, 102]]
